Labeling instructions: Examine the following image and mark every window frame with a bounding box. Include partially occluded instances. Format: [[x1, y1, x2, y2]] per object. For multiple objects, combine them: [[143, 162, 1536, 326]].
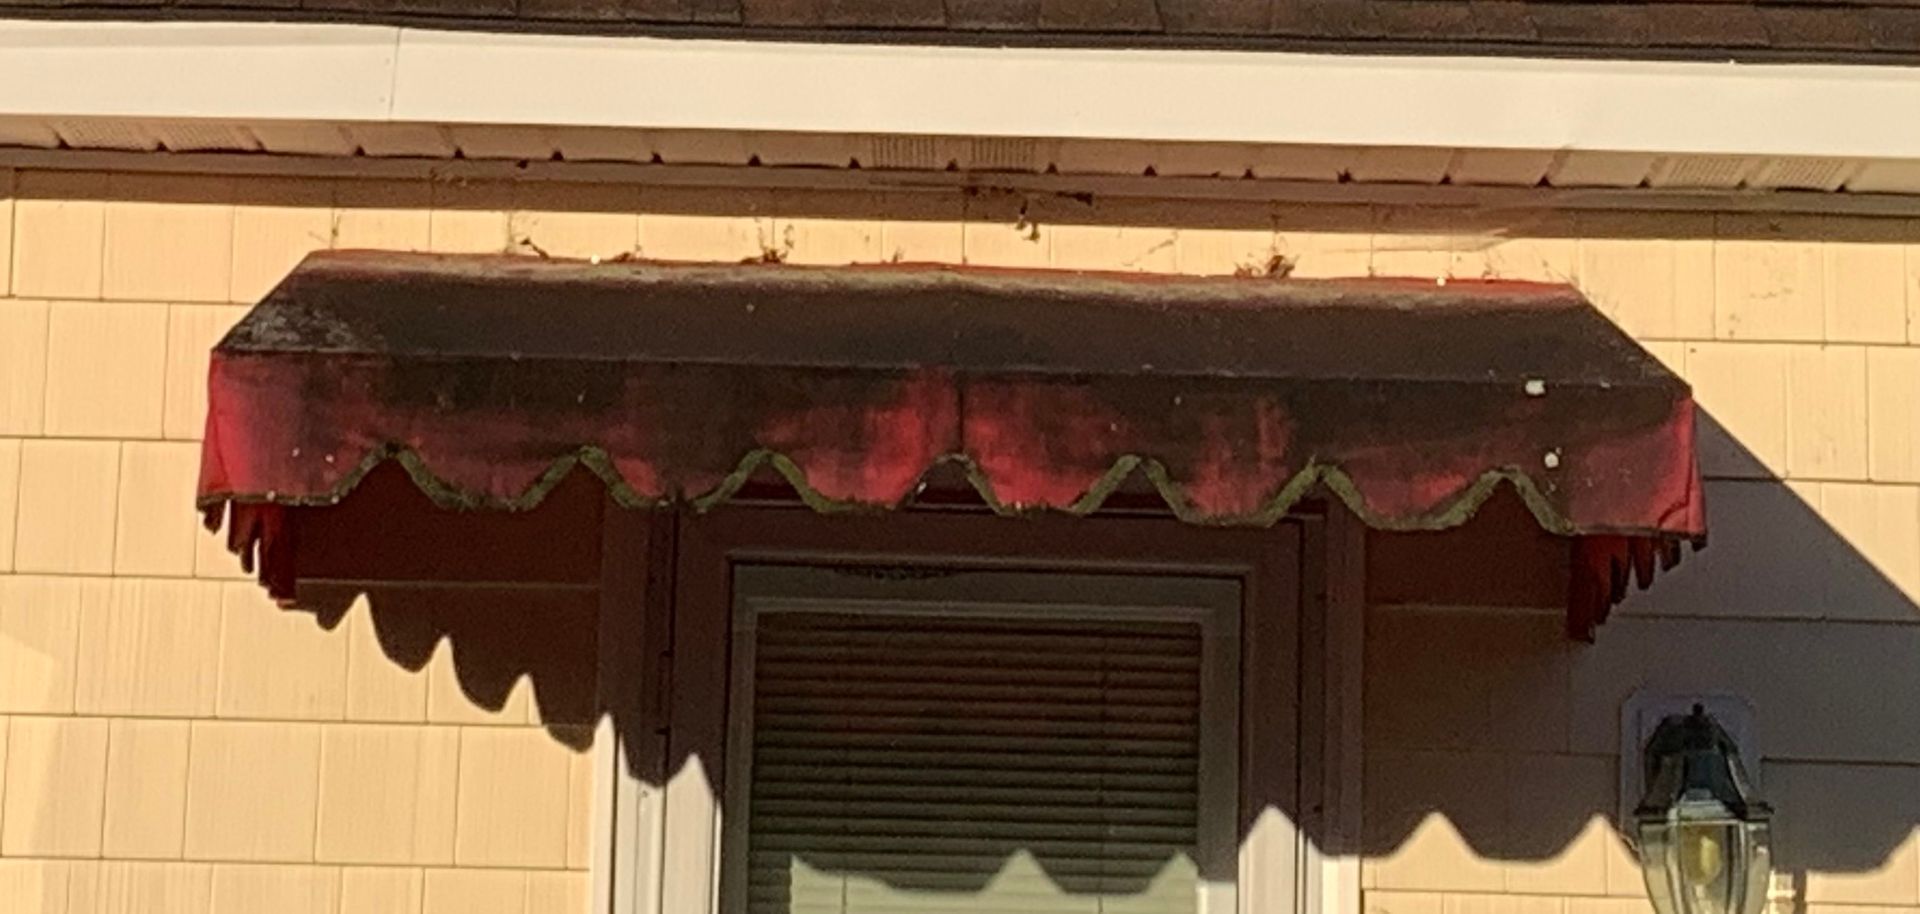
[[723, 566, 1244, 914], [588, 505, 1364, 914]]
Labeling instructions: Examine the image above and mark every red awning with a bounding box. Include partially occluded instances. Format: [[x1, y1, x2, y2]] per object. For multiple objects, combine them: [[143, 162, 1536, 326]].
[[199, 252, 1703, 635]]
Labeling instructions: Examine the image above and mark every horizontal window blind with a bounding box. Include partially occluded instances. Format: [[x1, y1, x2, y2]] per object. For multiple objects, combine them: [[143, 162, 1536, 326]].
[[742, 611, 1206, 914]]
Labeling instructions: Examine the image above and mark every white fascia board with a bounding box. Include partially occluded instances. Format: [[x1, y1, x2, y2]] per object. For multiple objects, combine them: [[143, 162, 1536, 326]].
[[7, 19, 1920, 159], [392, 29, 1920, 159]]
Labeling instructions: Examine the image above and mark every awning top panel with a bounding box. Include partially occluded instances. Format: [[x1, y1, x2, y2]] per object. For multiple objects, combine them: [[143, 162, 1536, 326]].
[[225, 253, 1675, 389], [199, 252, 1703, 549]]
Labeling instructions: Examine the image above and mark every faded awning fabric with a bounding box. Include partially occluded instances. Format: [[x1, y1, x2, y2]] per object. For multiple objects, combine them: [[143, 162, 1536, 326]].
[[198, 252, 1705, 637]]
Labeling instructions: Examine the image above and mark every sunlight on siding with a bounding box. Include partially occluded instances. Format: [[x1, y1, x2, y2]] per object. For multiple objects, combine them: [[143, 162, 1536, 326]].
[[777, 849, 1202, 914]]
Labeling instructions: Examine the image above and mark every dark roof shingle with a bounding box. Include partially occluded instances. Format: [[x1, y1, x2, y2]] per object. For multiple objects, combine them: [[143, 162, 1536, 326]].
[[3, 0, 1915, 63]]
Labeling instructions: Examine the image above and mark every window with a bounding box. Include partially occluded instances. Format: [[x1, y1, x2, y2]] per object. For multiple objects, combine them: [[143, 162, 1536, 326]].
[[723, 566, 1241, 914], [601, 509, 1358, 914]]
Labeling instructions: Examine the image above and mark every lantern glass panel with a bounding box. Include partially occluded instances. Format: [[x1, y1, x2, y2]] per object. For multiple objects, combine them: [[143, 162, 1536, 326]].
[[1676, 822, 1740, 914], [1638, 816, 1773, 914], [1638, 819, 1678, 914]]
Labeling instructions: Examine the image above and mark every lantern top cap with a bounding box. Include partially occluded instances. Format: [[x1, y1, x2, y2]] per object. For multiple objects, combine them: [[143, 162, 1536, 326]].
[[1647, 705, 1734, 760], [1634, 705, 1773, 824], [1635, 702, 1766, 825]]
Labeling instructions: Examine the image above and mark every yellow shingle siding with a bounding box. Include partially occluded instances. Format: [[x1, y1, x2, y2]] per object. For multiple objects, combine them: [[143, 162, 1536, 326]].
[[0, 169, 598, 914]]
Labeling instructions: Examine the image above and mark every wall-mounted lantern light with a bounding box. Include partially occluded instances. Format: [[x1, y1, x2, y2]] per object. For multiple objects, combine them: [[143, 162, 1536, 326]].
[[1633, 704, 1774, 914]]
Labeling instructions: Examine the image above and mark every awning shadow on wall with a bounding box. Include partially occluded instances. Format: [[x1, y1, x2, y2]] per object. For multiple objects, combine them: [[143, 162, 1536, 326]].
[[1362, 410, 1920, 903], [269, 404, 1920, 904]]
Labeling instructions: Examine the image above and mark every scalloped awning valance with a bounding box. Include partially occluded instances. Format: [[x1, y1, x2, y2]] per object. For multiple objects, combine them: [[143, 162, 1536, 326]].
[[197, 252, 1704, 637]]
